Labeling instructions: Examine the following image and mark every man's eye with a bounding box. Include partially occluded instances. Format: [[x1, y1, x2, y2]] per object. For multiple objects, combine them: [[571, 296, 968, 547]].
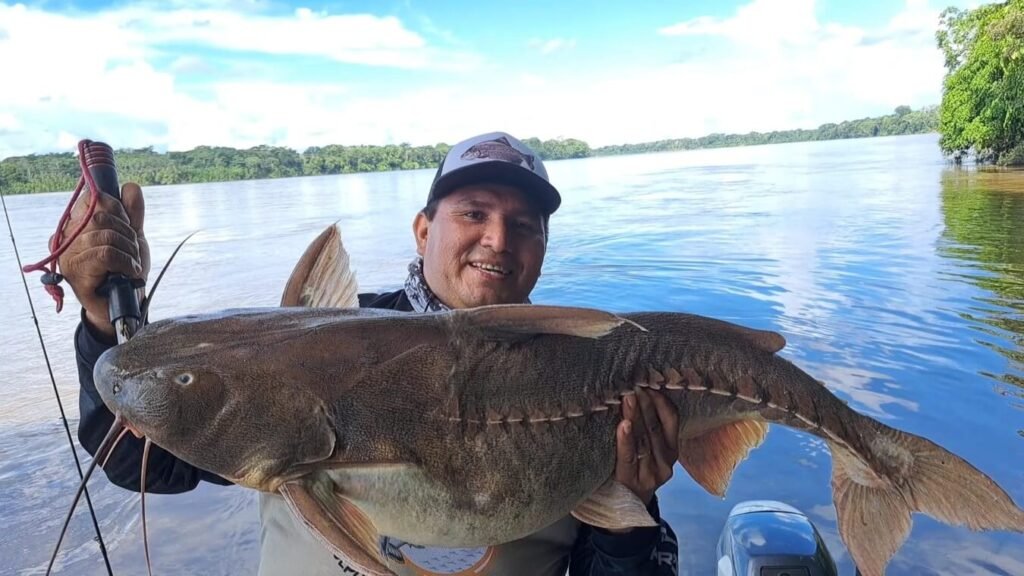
[[517, 221, 536, 231], [464, 211, 485, 220]]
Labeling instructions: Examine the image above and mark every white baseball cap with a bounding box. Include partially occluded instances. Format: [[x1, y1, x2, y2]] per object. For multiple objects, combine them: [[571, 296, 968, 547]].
[[427, 131, 562, 214]]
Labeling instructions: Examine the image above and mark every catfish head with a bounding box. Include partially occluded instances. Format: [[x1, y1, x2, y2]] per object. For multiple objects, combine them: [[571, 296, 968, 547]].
[[92, 307, 345, 492]]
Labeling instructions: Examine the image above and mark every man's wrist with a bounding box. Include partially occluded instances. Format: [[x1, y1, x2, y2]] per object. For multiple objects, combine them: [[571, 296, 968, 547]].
[[84, 309, 117, 345]]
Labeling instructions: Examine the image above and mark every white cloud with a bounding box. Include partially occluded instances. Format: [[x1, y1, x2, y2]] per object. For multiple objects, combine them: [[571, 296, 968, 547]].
[[169, 55, 214, 74], [0, 0, 963, 159], [659, 0, 823, 49], [0, 1, 482, 158], [0, 113, 18, 131], [643, 0, 951, 136], [119, 7, 476, 70], [528, 37, 577, 55], [56, 131, 82, 151], [519, 73, 546, 87]]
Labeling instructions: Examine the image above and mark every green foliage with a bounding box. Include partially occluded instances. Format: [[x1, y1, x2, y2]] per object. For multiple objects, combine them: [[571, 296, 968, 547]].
[[522, 137, 592, 160], [998, 142, 1024, 165], [0, 138, 596, 195], [0, 108, 937, 195], [936, 0, 1024, 165], [593, 106, 939, 156]]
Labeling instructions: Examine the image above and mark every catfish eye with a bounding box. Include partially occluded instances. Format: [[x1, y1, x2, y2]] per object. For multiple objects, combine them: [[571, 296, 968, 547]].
[[175, 373, 194, 386]]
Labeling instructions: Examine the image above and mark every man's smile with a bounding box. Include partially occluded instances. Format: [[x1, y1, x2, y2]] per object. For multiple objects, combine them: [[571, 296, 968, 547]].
[[469, 261, 513, 278]]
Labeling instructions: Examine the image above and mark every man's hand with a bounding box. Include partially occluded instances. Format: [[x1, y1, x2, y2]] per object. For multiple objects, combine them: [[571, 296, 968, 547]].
[[614, 389, 679, 509], [57, 182, 150, 339]]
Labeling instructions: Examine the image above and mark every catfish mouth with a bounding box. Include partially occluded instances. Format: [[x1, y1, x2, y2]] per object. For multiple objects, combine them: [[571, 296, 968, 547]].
[[92, 348, 172, 436]]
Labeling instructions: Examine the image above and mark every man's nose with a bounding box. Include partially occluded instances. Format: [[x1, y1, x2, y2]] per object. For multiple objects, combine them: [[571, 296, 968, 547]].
[[480, 220, 509, 252]]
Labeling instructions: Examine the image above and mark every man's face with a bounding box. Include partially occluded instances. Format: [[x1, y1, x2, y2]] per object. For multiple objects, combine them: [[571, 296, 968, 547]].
[[414, 183, 548, 309]]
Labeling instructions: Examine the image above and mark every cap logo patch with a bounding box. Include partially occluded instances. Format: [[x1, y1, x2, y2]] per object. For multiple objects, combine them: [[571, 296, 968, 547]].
[[460, 136, 536, 170]]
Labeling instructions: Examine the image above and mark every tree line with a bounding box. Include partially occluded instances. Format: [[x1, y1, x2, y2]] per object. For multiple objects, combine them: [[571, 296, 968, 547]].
[[594, 105, 938, 156], [1, 106, 937, 195]]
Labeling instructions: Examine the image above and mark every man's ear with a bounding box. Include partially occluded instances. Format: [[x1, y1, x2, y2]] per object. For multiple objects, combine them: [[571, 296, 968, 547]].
[[413, 211, 429, 256]]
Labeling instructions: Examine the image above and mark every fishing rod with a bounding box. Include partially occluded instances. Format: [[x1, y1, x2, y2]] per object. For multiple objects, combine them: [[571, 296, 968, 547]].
[[1, 138, 145, 575], [83, 142, 144, 343], [21, 140, 143, 340], [2, 191, 114, 575]]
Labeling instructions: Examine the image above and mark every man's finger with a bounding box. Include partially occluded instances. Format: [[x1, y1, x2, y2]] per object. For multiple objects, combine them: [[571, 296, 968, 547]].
[[615, 420, 638, 486], [623, 393, 649, 459], [72, 229, 142, 263], [69, 245, 143, 278], [70, 186, 129, 222], [90, 212, 139, 245], [649, 390, 680, 455], [121, 183, 145, 234], [622, 391, 638, 421], [637, 389, 672, 472]]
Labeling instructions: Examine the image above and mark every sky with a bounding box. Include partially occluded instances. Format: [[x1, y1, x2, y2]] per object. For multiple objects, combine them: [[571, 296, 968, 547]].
[[0, 0, 979, 160]]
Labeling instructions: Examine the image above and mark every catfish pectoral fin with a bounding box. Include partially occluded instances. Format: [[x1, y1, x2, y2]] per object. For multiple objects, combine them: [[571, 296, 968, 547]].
[[830, 423, 1024, 576], [450, 304, 646, 342], [280, 476, 393, 576], [678, 419, 769, 498], [570, 478, 659, 530]]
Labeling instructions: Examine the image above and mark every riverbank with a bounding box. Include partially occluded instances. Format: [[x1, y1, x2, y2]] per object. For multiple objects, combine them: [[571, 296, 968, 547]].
[[0, 106, 938, 195]]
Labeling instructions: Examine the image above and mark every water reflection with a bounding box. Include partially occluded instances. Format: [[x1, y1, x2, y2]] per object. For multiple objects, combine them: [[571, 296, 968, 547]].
[[2, 135, 1022, 576], [938, 169, 1024, 393]]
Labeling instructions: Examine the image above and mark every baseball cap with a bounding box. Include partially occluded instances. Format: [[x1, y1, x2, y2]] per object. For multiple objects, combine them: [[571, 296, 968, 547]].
[[427, 131, 561, 215]]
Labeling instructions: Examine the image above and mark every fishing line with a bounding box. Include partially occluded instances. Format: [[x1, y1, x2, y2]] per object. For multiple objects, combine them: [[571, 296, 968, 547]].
[[0, 189, 115, 576]]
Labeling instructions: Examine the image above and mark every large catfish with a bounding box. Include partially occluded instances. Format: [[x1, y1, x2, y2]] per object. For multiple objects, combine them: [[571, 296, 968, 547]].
[[91, 225, 1023, 576]]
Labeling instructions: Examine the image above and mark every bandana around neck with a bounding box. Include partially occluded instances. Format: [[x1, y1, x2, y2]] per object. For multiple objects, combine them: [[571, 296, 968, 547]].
[[404, 257, 450, 312], [403, 257, 532, 313]]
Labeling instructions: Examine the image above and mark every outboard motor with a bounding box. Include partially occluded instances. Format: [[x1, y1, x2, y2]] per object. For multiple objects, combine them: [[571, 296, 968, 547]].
[[716, 500, 840, 576]]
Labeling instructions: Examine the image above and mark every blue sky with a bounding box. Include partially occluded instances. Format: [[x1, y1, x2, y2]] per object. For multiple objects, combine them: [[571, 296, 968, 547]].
[[0, 0, 975, 159]]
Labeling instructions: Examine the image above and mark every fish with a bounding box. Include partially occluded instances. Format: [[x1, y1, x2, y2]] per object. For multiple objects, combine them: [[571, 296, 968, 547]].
[[83, 224, 1024, 576], [460, 135, 537, 170]]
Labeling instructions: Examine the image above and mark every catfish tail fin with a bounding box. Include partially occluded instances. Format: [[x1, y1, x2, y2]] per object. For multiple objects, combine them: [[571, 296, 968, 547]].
[[829, 421, 1024, 576]]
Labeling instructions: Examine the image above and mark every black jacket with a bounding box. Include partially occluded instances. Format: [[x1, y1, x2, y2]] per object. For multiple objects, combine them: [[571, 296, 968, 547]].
[[75, 290, 679, 575]]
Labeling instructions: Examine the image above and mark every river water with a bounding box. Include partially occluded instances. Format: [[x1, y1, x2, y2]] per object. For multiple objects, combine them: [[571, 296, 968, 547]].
[[1, 133, 1022, 575]]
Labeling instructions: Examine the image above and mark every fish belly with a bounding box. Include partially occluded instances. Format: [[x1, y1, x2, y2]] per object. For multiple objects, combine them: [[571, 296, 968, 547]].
[[329, 417, 619, 547]]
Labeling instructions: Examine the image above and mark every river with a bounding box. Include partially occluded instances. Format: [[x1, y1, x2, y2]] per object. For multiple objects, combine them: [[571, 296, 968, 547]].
[[1, 133, 1022, 575]]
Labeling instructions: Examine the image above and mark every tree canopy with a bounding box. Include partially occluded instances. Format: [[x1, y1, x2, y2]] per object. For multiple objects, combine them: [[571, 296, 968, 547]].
[[1, 106, 937, 195], [936, 0, 1024, 166], [593, 106, 937, 156]]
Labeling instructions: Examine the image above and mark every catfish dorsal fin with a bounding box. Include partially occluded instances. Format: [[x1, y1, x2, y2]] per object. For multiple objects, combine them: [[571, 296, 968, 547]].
[[449, 304, 646, 341], [694, 315, 786, 354], [728, 325, 786, 354], [281, 223, 359, 309]]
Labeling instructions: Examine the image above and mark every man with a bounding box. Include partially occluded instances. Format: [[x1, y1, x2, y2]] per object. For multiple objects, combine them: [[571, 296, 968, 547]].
[[63, 131, 680, 575]]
